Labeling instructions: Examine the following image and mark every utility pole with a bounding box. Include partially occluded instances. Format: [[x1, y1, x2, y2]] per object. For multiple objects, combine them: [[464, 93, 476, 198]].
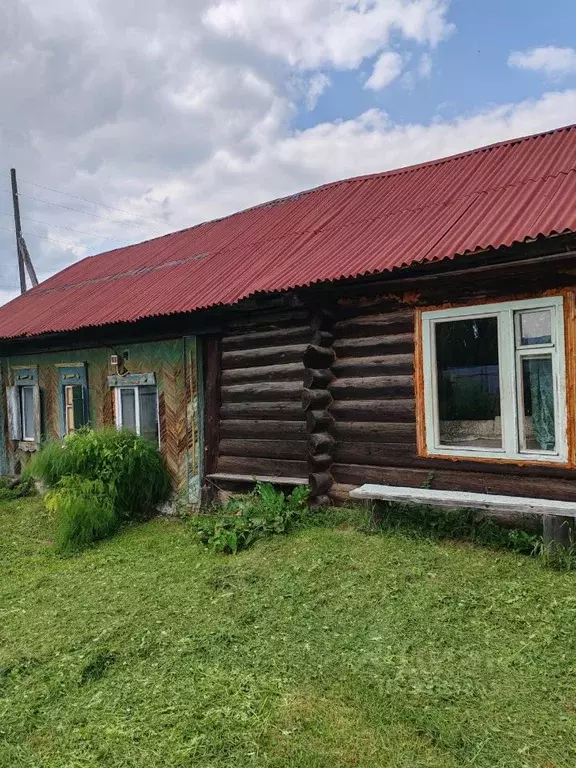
[[10, 168, 38, 293], [10, 168, 27, 294]]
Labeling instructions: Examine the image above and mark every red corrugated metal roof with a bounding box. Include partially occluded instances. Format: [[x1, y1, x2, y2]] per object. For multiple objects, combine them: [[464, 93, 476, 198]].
[[2, 123, 576, 340]]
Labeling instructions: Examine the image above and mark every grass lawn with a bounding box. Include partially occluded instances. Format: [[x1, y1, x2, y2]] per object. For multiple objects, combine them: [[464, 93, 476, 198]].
[[1, 498, 576, 767]]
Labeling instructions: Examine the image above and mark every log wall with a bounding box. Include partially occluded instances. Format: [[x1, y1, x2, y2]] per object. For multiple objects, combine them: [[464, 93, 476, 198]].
[[215, 309, 309, 481], [330, 264, 576, 507], [210, 256, 576, 512]]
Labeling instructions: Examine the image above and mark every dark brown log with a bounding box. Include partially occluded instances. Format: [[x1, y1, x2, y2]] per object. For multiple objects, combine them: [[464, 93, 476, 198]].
[[308, 452, 333, 471], [221, 381, 303, 403], [332, 354, 413, 377], [222, 362, 304, 385], [331, 421, 416, 443], [303, 344, 336, 369], [310, 309, 336, 331], [217, 455, 308, 478], [303, 368, 334, 388], [302, 388, 333, 411], [331, 430, 576, 479], [334, 310, 414, 338], [331, 245, 576, 303], [334, 333, 414, 358], [306, 410, 335, 431], [308, 432, 335, 453], [222, 343, 306, 369], [203, 338, 221, 483], [223, 308, 309, 332], [220, 419, 307, 440], [330, 399, 415, 423], [335, 443, 416, 465], [222, 325, 311, 351], [312, 330, 335, 347], [221, 401, 304, 421], [332, 463, 576, 502], [310, 472, 333, 496], [219, 438, 306, 461], [330, 375, 414, 399], [329, 483, 357, 504]]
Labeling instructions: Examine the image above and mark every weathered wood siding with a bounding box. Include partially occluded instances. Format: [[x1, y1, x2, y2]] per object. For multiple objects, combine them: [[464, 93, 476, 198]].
[[215, 309, 308, 480], [1, 339, 200, 501], [330, 264, 576, 506]]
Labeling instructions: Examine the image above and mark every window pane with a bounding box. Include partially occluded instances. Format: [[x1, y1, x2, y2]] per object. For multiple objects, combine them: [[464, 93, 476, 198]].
[[518, 310, 552, 346], [120, 389, 137, 431], [521, 357, 555, 451], [435, 317, 502, 448], [139, 386, 159, 443], [72, 386, 87, 429], [21, 386, 35, 440]]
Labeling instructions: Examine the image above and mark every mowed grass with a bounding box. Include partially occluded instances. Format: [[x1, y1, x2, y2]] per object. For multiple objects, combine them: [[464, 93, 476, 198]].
[[1, 499, 576, 767]]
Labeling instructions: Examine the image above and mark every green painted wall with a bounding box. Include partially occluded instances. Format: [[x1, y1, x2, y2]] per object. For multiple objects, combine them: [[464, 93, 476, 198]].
[[0, 337, 202, 504]]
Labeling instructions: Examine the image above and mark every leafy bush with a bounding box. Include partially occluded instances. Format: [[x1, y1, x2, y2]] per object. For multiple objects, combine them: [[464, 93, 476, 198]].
[[192, 483, 309, 554], [29, 427, 171, 520], [29, 427, 171, 551], [46, 477, 117, 553]]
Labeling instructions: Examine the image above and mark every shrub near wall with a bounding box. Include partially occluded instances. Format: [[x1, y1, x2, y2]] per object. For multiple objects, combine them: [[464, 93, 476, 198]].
[[28, 428, 170, 552]]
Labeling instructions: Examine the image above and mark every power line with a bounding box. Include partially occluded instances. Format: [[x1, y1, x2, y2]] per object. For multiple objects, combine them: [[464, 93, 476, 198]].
[[0, 187, 163, 234], [4, 174, 169, 227], [0, 223, 104, 250], [0, 211, 122, 242]]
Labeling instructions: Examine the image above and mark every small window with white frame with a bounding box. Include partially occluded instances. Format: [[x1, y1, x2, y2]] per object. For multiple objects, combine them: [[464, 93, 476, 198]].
[[6, 367, 41, 444], [19, 385, 36, 441], [421, 296, 567, 463], [114, 385, 160, 445]]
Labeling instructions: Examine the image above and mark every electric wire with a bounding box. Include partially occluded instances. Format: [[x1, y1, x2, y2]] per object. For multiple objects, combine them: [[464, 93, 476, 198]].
[[7, 175, 169, 227], [0, 211, 122, 242], [0, 187, 163, 234], [0, 223, 99, 250]]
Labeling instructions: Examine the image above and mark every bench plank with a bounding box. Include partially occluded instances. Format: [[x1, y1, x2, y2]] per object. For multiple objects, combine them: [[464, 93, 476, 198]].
[[208, 473, 308, 486], [349, 484, 576, 518]]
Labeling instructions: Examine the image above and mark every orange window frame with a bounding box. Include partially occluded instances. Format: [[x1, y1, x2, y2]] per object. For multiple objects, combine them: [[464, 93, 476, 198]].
[[414, 288, 576, 469]]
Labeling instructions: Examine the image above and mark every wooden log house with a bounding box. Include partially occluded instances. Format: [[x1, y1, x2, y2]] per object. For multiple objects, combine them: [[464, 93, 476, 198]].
[[2, 124, 576, 522]]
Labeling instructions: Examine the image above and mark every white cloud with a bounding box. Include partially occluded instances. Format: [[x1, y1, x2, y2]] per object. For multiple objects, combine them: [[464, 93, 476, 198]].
[[305, 72, 331, 110], [365, 51, 404, 90], [0, 1, 575, 309], [509, 46, 576, 78], [203, 0, 452, 70], [418, 52, 433, 78]]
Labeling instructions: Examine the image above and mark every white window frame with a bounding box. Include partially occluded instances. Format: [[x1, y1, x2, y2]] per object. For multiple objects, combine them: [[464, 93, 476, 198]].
[[421, 296, 567, 463], [19, 385, 36, 442], [114, 386, 160, 446]]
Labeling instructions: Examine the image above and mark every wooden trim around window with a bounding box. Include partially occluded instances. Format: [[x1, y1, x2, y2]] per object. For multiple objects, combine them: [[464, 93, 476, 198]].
[[415, 287, 576, 469]]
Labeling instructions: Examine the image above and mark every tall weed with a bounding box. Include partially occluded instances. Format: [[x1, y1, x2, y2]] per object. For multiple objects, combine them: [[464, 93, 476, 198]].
[[29, 427, 170, 551], [192, 483, 309, 554], [29, 427, 170, 520], [46, 477, 117, 553]]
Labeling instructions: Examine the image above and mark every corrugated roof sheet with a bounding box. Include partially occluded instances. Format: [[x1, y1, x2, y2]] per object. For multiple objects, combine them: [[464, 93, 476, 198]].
[[2, 123, 576, 340]]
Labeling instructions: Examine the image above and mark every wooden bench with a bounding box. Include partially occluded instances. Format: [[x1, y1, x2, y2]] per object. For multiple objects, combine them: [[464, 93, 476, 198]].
[[349, 484, 576, 547], [207, 473, 308, 486]]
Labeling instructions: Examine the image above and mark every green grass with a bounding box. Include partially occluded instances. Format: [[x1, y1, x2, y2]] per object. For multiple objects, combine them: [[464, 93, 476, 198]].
[[1, 498, 576, 767]]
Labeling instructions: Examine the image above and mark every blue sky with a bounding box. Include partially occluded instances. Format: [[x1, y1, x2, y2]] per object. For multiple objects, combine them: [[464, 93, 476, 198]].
[[1, 0, 576, 305], [297, 0, 576, 129]]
